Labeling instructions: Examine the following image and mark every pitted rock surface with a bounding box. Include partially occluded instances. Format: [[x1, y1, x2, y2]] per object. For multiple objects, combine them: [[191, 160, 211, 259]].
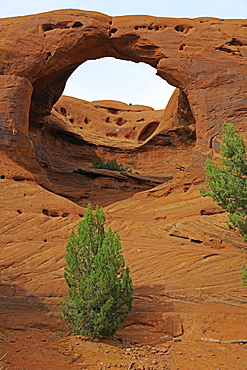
[[1, 11, 247, 178], [1, 10, 247, 369]]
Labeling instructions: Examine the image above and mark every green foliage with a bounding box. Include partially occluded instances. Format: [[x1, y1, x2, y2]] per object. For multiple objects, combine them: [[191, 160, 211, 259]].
[[200, 122, 247, 241], [241, 265, 247, 286], [91, 158, 134, 173], [60, 203, 133, 338]]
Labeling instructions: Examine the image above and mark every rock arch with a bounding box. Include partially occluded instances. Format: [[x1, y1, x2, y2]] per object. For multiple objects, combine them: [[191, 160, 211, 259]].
[[1, 10, 247, 180]]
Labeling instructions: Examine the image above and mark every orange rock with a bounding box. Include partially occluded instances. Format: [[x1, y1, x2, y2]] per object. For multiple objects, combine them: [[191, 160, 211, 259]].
[[1, 10, 247, 179], [1, 10, 247, 369]]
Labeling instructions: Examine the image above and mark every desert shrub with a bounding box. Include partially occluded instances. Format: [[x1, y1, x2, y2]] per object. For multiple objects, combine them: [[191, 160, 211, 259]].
[[60, 203, 133, 337], [241, 265, 247, 286], [91, 158, 134, 173], [200, 122, 247, 285], [200, 122, 247, 241]]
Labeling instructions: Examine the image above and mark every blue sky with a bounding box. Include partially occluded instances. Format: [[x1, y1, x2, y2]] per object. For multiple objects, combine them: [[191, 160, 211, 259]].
[[1, 0, 247, 109]]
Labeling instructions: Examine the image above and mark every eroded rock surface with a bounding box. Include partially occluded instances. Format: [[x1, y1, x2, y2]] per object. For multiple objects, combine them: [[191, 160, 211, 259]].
[[1, 9, 247, 370], [1, 10, 247, 180], [27, 94, 192, 206]]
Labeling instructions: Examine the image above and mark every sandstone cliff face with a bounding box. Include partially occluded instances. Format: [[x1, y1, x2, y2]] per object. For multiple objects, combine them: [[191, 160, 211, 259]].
[[1, 10, 247, 178], [1, 10, 247, 365]]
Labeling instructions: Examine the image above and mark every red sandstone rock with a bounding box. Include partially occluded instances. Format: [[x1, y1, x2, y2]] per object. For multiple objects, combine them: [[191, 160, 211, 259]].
[[53, 96, 164, 148], [1, 10, 247, 178], [1, 9, 247, 369], [0, 75, 32, 147]]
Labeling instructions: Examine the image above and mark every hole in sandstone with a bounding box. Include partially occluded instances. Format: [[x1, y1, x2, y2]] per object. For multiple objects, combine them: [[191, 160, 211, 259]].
[[13, 177, 25, 181], [137, 118, 145, 122], [146, 24, 160, 31], [62, 212, 69, 217], [49, 210, 60, 217], [230, 38, 244, 46], [138, 122, 159, 142], [105, 117, 111, 123], [60, 107, 67, 116], [107, 108, 119, 114], [42, 209, 49, 216], [44, 239, 47, 242], [45, 52, 52, 60], [125, 128, 136, 139], [203, 254, 219, 259], [106, 132, 118, 137], [175, 25, 185, 32], [134, 26, 139, 30], [69, 118, 74, 123], [174, 25, 192, 34], [42, 24, 54, 32], [191, 239, 203, 244], [179, 44, 186, 50], [1, 175, 5, 179], [110, 28, 117, 33], [115, 117, 127, 126], [64, 58, 175, 110], [29, 43, 197, 210], [72, 21, 83, 28], [17, 210, 22, 214]]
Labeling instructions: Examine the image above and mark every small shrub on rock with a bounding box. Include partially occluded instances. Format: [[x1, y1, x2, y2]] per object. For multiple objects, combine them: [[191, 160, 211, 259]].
[[200, 122, 247, 285], [60, 203, 133, 337], [241, 265, 247, 286], [200, 122, 247, 241], [91, 158, 133, 173]]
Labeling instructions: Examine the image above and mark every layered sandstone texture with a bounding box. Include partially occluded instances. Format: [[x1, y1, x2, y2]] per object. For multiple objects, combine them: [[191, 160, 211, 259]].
[[1, 9, 247, 369], [2, 10, 247, 172]]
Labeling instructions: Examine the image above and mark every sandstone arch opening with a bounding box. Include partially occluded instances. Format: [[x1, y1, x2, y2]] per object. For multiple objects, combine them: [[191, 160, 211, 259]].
[[28, 56, 196, 208], [55, 56, 196, 152], [21, 13, 198, 209], [63, 57, 175, 110]]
